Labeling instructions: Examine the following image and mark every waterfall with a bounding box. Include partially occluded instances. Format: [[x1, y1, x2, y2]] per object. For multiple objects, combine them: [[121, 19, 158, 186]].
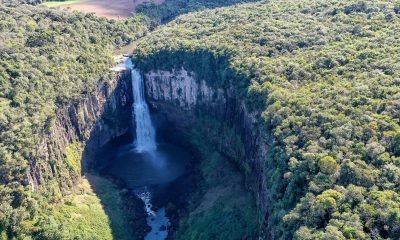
[[125, 58, 157, 153], [124, 58, 169, 240]]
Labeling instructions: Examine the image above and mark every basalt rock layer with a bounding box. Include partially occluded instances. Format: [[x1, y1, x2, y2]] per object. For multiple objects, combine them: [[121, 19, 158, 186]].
[[143, 68, 268, 234], [29, 70, 132, 194]]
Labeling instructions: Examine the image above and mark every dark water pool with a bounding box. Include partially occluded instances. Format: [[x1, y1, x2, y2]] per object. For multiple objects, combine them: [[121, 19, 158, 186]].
[[106, 143, 191, 188], [96, 134, 195, 239]]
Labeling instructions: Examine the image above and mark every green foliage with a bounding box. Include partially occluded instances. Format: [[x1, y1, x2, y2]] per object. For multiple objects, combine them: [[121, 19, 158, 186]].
[[43, 175, 135, 239], [176, 120, 259, 240], [0, 4, 148, 238], [134, 0, 400, 238], [177, 202, 258, 240], [136, 0, 262, 24], [191, 116, 246, 164], [319, 156, 338, 175], [64, 142, 83, 174], [0, 0, 259, 238], [2, 0, 72, 6]]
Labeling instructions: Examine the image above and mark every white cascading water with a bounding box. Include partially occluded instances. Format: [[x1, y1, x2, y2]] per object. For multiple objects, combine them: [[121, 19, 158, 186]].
[[124, 57, 170, 240], [126, 58, 157, 153]]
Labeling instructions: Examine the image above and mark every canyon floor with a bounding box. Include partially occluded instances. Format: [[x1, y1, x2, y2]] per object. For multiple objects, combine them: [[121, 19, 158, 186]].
[[52, 0, 163, 19]]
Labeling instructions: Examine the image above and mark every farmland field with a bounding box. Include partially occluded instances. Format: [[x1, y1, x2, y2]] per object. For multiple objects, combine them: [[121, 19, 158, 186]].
[[42, 0, 79, 7], [45, 0, 162, 19]]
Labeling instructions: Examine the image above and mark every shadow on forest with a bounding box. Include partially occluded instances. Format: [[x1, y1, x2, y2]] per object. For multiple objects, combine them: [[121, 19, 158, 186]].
[[76, 68, 147, 239], [136, 0, 264, 24]]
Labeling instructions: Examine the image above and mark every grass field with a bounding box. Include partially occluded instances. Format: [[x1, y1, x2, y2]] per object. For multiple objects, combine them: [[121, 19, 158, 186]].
[[51, 174, 134, 239]]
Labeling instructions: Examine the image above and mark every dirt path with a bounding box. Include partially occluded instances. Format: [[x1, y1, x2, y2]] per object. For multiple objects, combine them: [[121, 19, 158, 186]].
[[59, 0, 163, 20]]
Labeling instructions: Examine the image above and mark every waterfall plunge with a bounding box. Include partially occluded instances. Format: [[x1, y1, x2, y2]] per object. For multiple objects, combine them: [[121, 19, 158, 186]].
[[125, 58, 157, 153], [121, 58, 169, 240]]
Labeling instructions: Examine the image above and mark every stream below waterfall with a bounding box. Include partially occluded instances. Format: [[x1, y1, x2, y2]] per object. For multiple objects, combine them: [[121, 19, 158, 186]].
[[97, 57, 195, 239], [97, 138, 193, 239]]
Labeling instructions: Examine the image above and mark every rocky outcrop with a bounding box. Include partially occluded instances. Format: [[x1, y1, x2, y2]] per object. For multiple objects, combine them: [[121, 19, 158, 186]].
[[29, 70, 132, 193], [144, 68, 269, 228], [145, 69, 226, 110]]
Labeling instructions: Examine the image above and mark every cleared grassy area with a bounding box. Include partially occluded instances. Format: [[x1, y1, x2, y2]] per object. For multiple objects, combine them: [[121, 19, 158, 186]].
[[42, 0, 79, 7], [51, 174, 134, 239]]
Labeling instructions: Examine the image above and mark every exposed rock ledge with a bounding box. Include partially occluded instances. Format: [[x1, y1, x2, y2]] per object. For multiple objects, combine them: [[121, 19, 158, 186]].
[[144, 68, 269, 233], [29, 70, 132, 194]]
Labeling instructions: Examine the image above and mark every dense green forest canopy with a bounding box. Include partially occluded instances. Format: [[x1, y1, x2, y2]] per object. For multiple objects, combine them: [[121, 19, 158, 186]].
[[136, 0, 261, 24], [0, 4, 148, 238], [1, 0, 400, 239], [0, 0, 263, 238], [134, 0, 400, 239]]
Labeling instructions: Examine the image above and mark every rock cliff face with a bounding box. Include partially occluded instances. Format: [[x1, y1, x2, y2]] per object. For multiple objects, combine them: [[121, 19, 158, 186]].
[[28, 65, 269, 235], [144, 68, 269, 231], [29, 70, 132, 194]]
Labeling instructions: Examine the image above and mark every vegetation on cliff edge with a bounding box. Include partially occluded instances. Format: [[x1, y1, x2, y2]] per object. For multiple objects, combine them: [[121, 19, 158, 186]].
[[0, 4, 148, 238], [133, 0, 400, 238], [174, 116, 258, 240]]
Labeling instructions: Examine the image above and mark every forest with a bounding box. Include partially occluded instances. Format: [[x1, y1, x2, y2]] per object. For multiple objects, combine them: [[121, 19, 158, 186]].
[[136, 0, 260, 24], [0, 3, 149, 238], [1, 0, 400, 239], [133, 0, 400, 239]]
